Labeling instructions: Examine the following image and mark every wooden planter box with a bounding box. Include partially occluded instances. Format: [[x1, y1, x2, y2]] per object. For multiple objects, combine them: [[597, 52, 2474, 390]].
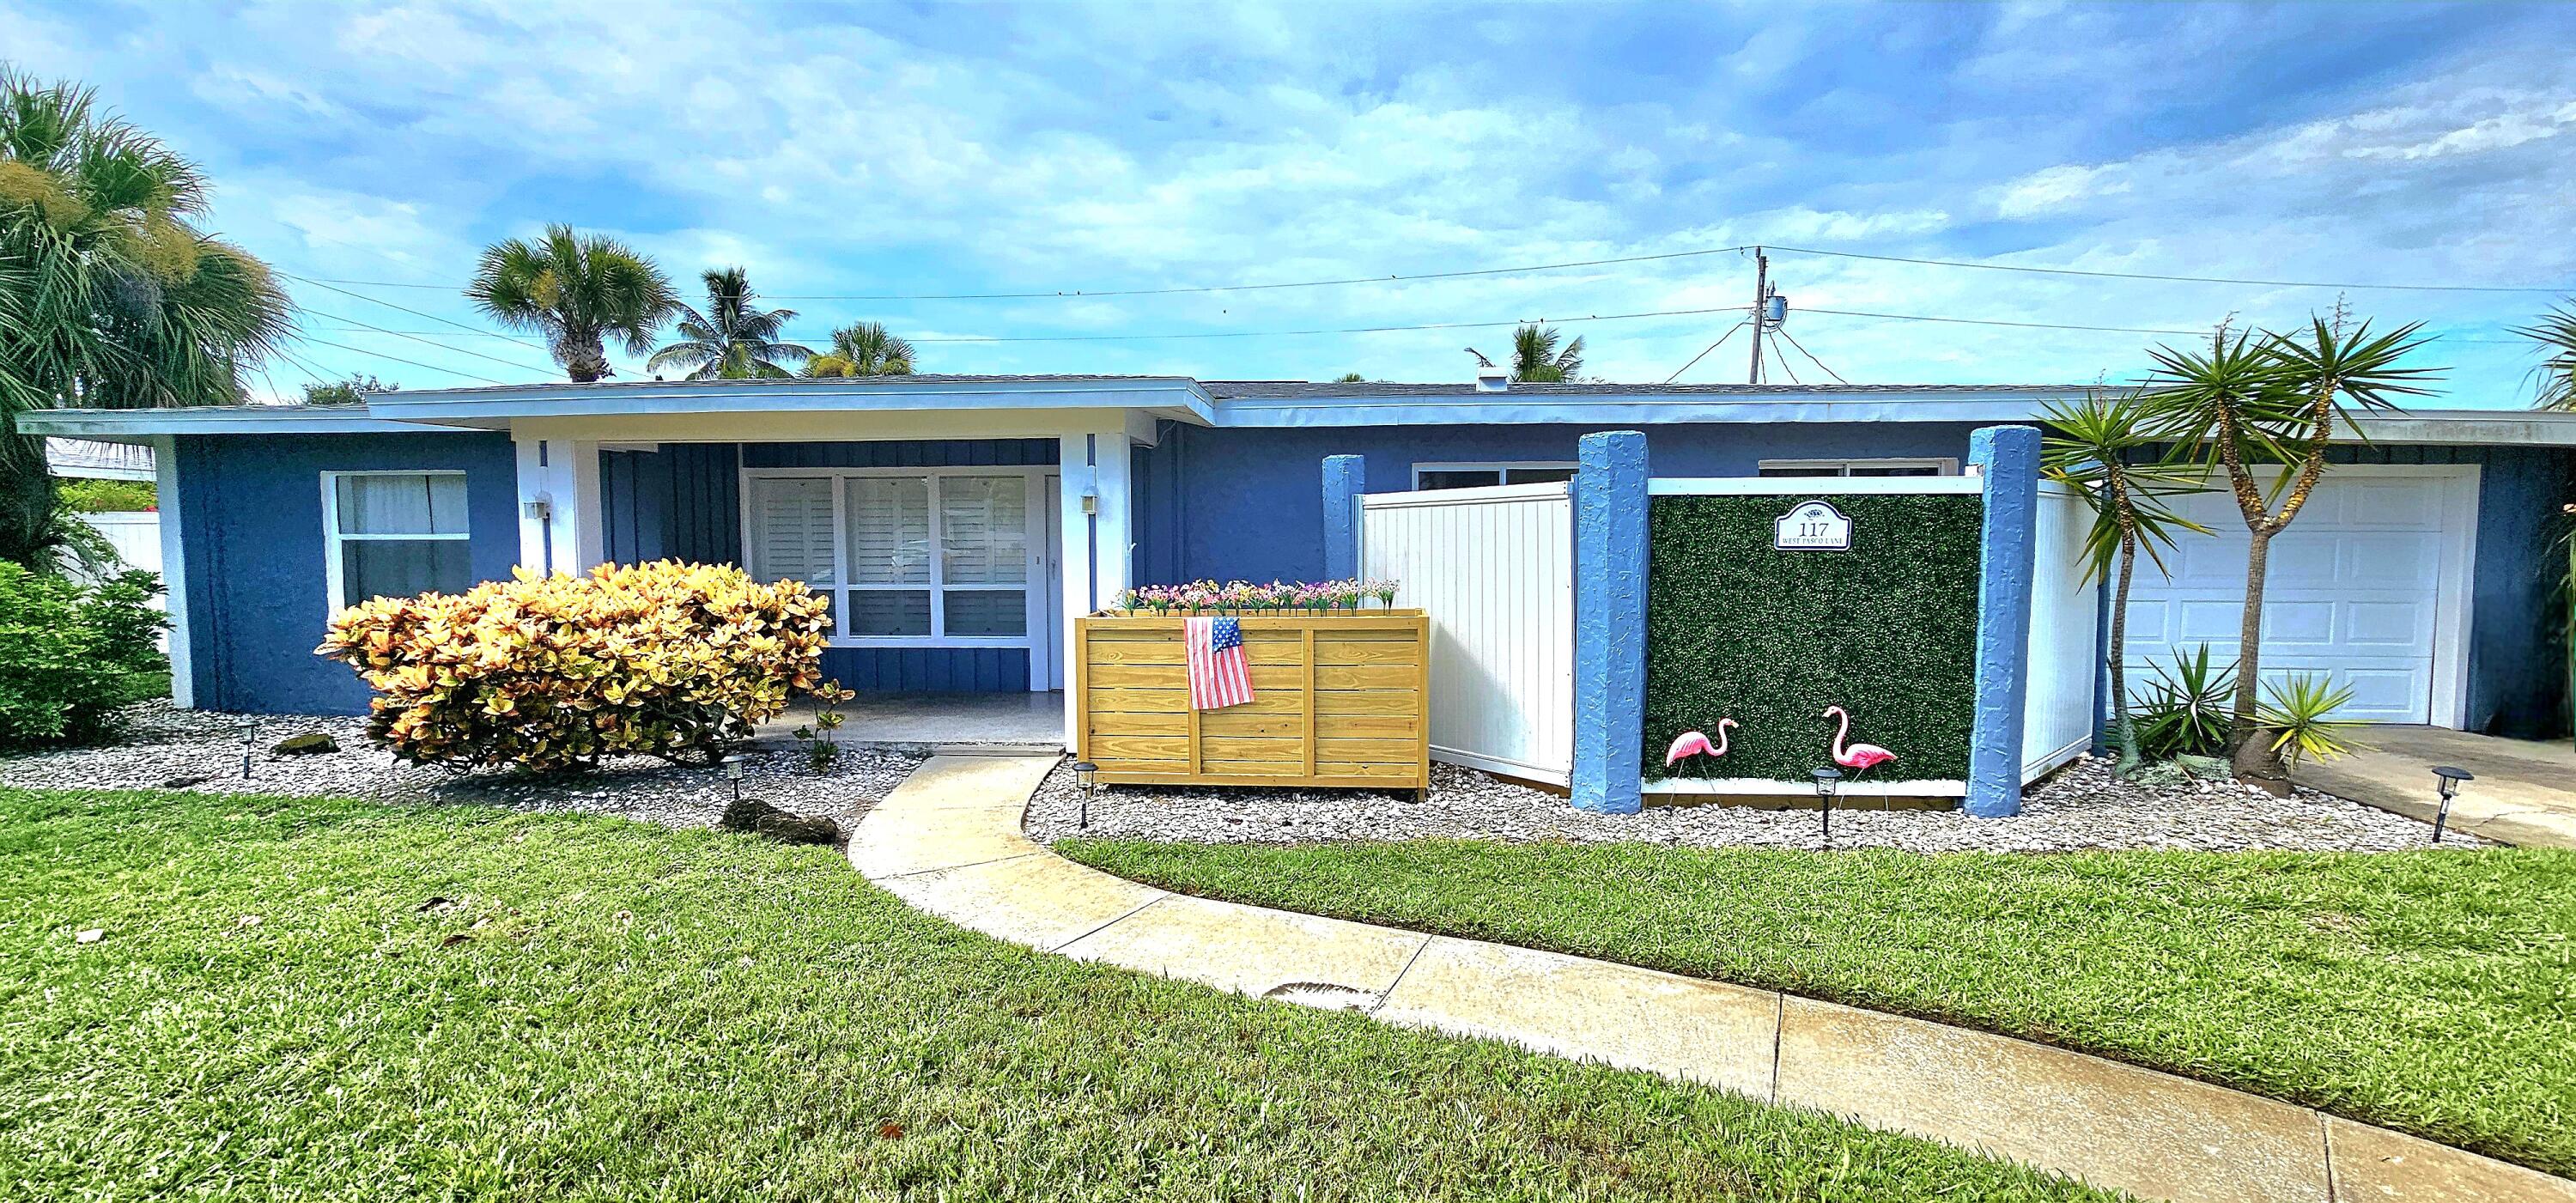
[[1074, 609, 1431, 792]]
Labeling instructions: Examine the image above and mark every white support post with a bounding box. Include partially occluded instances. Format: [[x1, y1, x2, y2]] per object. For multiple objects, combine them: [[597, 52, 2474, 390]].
[[1059, 429, 1135, 733], [512, 431, 604, 576], [149, 435, 191, 709]]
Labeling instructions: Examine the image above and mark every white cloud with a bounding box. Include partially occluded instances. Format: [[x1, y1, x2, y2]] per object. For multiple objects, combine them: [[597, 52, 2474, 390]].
[[1991, 164, 2129, 218]]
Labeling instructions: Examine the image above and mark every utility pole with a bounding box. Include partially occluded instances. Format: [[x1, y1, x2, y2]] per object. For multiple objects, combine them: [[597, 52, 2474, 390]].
[[1747, 246, 1769, 384]]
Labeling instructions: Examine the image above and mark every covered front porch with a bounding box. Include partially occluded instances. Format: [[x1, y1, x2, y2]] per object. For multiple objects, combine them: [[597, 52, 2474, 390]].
[[363, 376, 1217, 749]]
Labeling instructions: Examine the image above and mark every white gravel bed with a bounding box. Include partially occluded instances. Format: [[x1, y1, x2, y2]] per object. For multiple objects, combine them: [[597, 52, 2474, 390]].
[[0, 702, 925, 832], [1028, 754, 2482, 853]]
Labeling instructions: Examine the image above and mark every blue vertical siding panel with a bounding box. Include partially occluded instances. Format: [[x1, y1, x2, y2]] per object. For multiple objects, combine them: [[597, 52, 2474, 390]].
[[177, 432, 519, 715], [2465, 447, 2572, 737]]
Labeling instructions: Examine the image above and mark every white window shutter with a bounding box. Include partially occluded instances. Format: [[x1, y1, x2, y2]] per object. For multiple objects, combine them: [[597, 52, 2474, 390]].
[[747, 478, 837, 586]]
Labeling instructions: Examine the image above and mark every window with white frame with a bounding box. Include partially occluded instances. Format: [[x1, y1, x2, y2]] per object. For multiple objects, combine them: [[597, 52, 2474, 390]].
[[744, 469, 1041, 646], [322, 471, 473, 609], [1412, 461, 1581, 490], [1756, 457, 1958, 478]]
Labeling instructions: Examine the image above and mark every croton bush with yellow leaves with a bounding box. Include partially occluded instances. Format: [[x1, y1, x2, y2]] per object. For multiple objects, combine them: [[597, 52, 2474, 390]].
[[315, 561, 834, 772]]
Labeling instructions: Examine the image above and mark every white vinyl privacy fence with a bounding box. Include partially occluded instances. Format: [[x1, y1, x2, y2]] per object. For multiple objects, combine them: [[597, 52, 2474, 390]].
[[1361, 482, 1575, 786], [2023, 483, 2100, 781], [76, 510, 162, 576]]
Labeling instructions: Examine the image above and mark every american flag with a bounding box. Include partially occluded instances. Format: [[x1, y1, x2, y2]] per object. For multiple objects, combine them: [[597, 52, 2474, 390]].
[[1185, 616, 1255, 710]]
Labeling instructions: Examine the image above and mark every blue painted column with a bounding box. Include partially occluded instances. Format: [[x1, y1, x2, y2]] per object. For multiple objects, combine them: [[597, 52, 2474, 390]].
[[1571, 430, 1648, 815], [1321, 454, 1365, 580], [1966, 425, 2041, 817]]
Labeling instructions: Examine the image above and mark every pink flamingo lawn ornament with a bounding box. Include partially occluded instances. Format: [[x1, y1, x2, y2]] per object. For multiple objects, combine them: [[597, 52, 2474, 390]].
[[1823, 705, 1897, 776], [1666, 718, 1738, 768]]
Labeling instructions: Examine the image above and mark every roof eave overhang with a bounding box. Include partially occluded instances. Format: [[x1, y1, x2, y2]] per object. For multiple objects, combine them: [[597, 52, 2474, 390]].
[[15, 409, 472, 443]]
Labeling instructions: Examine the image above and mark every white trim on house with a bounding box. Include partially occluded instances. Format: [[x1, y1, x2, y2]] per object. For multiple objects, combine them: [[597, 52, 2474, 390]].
[[1409, 460, 1582, 489], [1649, 476, 1984, 495], [150, 435, 191, 709], [368, 377, 1217, 427], [318, 470, 474, 616], [737, 465, 1052, 658], [1756, 456, 1959, 477]]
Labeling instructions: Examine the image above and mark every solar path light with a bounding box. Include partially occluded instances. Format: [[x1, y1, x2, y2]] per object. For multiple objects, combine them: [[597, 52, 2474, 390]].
[[2430, 765, 2473, 843]]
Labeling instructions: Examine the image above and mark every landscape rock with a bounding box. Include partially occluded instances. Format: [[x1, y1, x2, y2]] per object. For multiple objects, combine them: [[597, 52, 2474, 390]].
[[1026, 754, 2480, 854], [719, 797, 844, 846], [271, 732, 339, 756]]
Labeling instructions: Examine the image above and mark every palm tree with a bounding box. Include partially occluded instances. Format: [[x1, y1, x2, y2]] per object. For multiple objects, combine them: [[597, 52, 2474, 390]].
[[466, 224, 679, 383], [2041, 391, 2209, 772], [648, 268, 812, 380], [0, 69, 293, 568], [805, 321, 914, 377], [2518, 303, 2576, 410], [2150, 317, 2439, 776], [1510, 323, 1584, 382]]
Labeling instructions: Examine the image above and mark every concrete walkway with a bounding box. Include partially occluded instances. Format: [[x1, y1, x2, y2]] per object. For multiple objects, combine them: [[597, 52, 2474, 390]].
[[2294, 726, 2576, 850], [851, 755, 2576, 1203]]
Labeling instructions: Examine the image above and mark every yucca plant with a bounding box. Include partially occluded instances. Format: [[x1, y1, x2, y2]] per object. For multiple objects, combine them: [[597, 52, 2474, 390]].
[[2043, 389, 2209, 772], [2131, 644, 2235, 763], [2257, 674, 2362, 768], [2148, 315, 2441, 776]]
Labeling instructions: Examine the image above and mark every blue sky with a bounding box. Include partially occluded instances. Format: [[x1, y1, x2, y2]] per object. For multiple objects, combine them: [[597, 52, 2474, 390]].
[[10, 1, 2574, 404]]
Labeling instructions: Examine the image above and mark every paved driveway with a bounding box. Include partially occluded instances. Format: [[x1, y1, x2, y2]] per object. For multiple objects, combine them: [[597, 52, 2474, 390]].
[[2293, 726, 2576, 849]]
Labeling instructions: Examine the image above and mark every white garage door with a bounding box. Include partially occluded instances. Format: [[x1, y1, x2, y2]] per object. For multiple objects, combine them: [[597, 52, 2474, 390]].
[[2123, 468, 2476, 726]]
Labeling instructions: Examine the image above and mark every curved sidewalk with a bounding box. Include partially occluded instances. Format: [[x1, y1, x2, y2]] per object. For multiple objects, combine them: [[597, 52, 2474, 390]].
[[850, 756, 2575, 1203]]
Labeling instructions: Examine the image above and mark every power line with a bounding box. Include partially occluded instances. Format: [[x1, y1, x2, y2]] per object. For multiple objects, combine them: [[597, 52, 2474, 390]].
[[282, 273, 555, 353], [1772, 325, 1848, 385], [1767, 245, 2572, 295], [297, 245, 1765, 302], [295, 308, 560, 374], [1662, 319, 1749, 383], [1766, 334, 1802, 386], [1800, 307, 2210, 337], [906, 303, 1759, 344], [289, 333, 511, 386], [270, 346, 329, 387]]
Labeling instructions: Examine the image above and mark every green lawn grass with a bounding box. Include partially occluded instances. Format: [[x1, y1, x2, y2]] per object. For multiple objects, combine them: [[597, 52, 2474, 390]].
[[0, 787, 2117, 1202], [1060, 838, 2576, 1176]]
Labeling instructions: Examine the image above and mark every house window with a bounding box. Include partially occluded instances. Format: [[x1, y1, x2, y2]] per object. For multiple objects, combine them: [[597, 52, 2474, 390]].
[[1756, 458, 1958, 478], [744, 468, 1040, 647], [321, 471, 472, 609], [1412, 461, 1581, 490]]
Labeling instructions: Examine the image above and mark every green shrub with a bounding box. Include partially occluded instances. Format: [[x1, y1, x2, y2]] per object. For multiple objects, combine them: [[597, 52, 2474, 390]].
[[54, 477, 158, 513], [2131, 645, 2233, 762], [314, 561, 834, 773], [0, 563, 169, 747]]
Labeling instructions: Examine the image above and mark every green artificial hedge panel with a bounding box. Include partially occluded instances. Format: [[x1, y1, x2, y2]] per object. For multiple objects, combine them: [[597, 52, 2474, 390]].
[[1643, 493, 1983, 784]]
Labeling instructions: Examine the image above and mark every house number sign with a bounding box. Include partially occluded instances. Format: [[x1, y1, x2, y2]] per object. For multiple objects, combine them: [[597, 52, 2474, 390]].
[[1773, 500, 1854, 550]]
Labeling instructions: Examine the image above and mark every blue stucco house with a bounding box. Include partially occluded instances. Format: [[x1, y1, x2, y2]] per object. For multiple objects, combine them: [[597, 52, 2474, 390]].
[[25, 374, 2575, 748]]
